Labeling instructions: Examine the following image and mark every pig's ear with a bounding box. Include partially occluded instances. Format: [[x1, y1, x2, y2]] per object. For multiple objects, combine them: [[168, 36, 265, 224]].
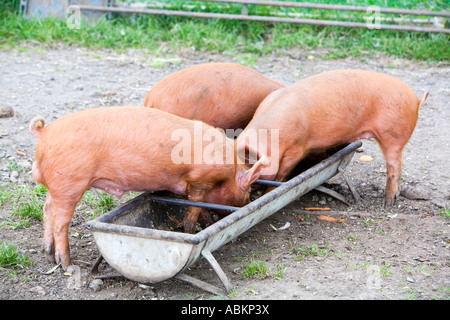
[[238, 154, 270, 190]]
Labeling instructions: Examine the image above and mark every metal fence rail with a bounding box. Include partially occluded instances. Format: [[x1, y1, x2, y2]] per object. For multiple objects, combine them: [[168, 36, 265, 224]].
[[20, 0, 449, 33], [202, 0, 450, 17], [78, 3, 449, 34]]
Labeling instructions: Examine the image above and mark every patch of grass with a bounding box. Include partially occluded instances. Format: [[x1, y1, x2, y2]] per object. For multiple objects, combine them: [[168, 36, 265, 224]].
[[290, 242, 330, 262], [380, 261, 393, 277], [13, 201, 43, 221], [434, 287, 450, 300], [0, 184, 14, 207], [239, 251, 287, 280], [0, 241, 33, 270], [81, 190, 117, 220], [241, 258, 271, 280], [6, 160, 21, 172], [346, 233, 359, 242], [0, 182, 124, 229], [0, 183, 47, 229], [273, 262, 287, 280], [439, 208, 450, 218], [0, 0, 448, 62], [0, 184, 47, 229], [11, 185, 46, 221]]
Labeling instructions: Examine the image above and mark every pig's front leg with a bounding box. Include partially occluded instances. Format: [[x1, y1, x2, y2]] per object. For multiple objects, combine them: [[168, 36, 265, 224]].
[[183, 184, 210, 234], [183, 206, 203, 234], [199, 208, 215, 228]]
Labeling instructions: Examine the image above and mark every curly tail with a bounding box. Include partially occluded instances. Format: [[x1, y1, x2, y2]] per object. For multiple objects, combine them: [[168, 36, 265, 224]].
[[29, 116, 45, 138]]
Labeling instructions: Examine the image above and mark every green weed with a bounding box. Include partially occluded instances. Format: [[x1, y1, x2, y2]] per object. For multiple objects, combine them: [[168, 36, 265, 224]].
[[439, 208, 450, 218], [239, 251, 287, 280], [241, 258, 270, 280], [0, 184, 47, 229], [81, 190, 117, 220], [0, 241, 33, 270]]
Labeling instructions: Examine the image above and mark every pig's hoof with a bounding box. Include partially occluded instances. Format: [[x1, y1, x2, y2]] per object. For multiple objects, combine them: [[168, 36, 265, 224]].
[[54, 252, 71, 271], [383, 198, 395, 209], [41, 242, 56, 263]]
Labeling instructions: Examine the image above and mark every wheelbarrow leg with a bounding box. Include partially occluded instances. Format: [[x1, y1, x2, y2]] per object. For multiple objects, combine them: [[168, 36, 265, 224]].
[[91, 255, 104, 276], [201, 249, 233, 293], [176, 249, 233, 296], [176, 274, 226, 296], [90, 255, 122, 279], [314, 185, 349, 205], [338, 166, 362, 203]]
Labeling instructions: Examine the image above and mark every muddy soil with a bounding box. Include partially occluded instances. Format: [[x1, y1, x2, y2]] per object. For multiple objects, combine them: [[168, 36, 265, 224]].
[[0, 46, 449, 301]]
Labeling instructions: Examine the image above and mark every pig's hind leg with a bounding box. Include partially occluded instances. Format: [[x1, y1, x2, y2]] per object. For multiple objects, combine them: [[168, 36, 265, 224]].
[[45, 186, 86, 270], [50, 197, 80, 269], [42, 194, 55, 263], [376, 138, 406, 208]]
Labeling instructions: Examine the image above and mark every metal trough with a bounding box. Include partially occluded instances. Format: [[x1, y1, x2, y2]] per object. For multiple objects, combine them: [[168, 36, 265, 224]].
[[85, 141, 362, 294]]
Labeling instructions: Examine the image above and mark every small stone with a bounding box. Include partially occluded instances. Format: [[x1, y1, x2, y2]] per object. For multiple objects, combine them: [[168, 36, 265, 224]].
[[89, 279, 103, 292], [138, 284, 152, 290], [401, 185, 431, 200], [29, 286, 46, 296], [0, 106, 14, 118], [406, 277, 415, 283], [9, 171, 19, 183], [16, 160, 31, 170]]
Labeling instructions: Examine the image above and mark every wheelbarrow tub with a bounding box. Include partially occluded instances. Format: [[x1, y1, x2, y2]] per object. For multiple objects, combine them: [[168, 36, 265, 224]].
[[85, 141, 362, 287]]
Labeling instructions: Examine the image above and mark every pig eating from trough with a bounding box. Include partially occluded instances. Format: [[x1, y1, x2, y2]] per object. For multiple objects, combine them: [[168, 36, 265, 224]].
[[29, 107, 269, 269], [237, 69, 429, 207], [144, 63, 284, 130]]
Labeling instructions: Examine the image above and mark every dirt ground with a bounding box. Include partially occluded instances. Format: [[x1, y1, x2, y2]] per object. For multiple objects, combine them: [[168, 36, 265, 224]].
[[0, 45, 449, 301]]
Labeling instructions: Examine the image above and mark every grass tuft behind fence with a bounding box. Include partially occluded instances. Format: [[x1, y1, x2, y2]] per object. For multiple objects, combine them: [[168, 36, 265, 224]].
[[0, 1, 449, 62]]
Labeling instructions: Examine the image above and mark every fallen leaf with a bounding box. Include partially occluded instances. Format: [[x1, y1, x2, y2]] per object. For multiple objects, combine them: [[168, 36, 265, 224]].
[[42, 264, 61, 275], [277, 222, 291, 231]]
